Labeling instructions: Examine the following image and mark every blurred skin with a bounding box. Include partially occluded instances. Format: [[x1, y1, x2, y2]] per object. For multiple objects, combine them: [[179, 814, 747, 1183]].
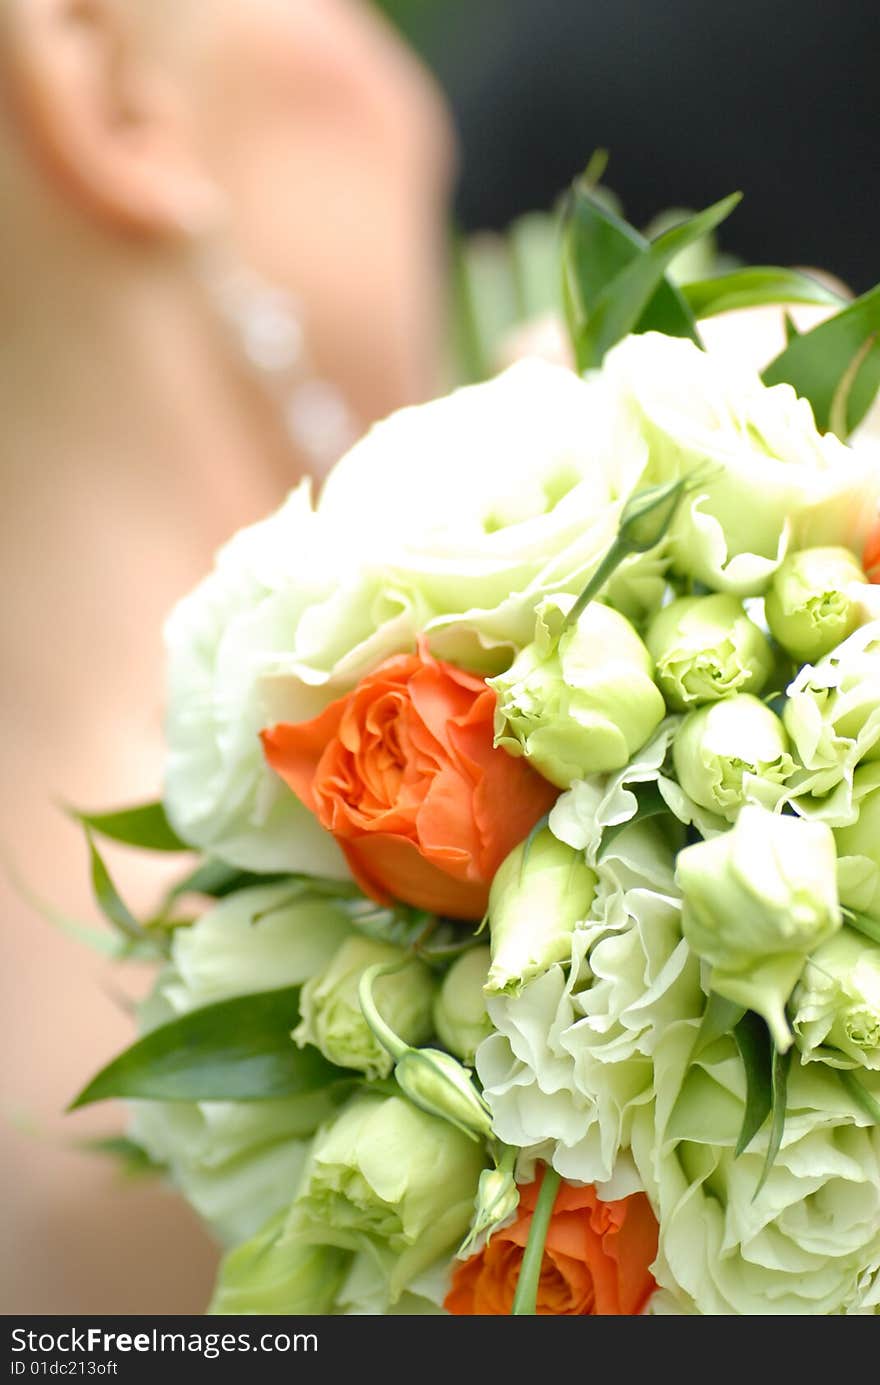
[[0, 0, 453, 1313]]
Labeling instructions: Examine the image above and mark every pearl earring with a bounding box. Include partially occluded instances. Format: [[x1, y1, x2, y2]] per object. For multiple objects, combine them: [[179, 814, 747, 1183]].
[[199, 250, 359, 474]]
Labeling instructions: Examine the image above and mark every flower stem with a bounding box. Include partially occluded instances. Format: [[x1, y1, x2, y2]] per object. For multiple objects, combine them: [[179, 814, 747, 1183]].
[[510, 1165, 561, 1315], [565, 542, 627, 630], [358, 962, 409, 1061]]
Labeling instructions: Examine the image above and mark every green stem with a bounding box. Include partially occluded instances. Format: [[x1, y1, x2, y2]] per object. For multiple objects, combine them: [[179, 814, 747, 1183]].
[[565, 542, 629, 630], [511, 1165, 561, 1315], [357, 962, 409, 1062]]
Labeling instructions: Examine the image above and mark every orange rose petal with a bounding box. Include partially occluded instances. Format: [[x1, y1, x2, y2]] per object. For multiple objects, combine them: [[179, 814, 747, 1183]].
[[865, 520, 880, 583], [261, 705, 345, 814], [343, 832, 490, 918]]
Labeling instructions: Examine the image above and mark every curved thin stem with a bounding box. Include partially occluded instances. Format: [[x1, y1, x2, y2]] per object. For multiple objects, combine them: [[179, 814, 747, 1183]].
[[511, 1165, 561, 1315], [357, 962, 409, 1062]]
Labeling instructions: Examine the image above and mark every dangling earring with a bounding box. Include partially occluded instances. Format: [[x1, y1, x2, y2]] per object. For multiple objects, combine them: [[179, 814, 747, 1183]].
[[197, 245, 360, 475]]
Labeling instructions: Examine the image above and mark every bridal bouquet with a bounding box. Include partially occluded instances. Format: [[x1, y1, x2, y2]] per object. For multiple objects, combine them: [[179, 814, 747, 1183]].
[[71, 179, 880, 1315]]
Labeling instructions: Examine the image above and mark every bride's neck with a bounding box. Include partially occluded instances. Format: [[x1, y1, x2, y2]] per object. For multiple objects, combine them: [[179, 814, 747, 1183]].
[[0, 263, 298, 535], [0, 260, 301, 746]]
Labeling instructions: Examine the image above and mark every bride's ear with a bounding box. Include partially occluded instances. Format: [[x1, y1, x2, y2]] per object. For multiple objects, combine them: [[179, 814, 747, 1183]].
[[4, 0, 221, 236]]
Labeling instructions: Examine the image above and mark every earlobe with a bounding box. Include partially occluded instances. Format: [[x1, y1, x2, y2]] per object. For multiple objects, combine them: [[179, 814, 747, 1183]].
[[5, 0, 220, 237]]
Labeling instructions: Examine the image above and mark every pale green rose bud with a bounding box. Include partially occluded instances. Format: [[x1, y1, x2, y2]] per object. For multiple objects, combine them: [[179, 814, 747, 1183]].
[[616, 475, 698, 555], [490, 596, 666, 787], [458, 1156, 520, 1258], [677, 805, 842, 1050], [208, 1210, 348, 1315], [834, 764, 880, 919], [433, 947, 493, 1065], [294, 936, 435, 1080], [645, 594, 773, 711], [358, 963, 493, 1140], [393, 1047, 494, 1141], [765, 546, 867, 663], [295, 1094, 486, 1297], [792, 927, 880, 1071], [672, 694, 795, 822], [486, 827, 597, 996]]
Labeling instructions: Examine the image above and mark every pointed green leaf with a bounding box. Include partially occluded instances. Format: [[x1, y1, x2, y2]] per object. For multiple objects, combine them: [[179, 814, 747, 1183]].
[[85, 830, 158, 949], [733, 1012, 773, 1156], [69, 986, 346, 1108], [682, 267, 844, 320], [71, 801, 188, 852], [80, 1135, 166, 1179], [562, 182, 700, 371], [579, 194, 741, 369], [754, 1044, 791, 1199], [599, 782, 671, 858], [690, 992, 747, 1063], [166, 860, 290, 903], [762, 282, 880, 436]]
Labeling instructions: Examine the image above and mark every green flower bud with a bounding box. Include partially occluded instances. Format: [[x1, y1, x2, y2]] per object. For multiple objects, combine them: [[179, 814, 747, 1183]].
[[792, 927, 880, 1071], [672, 694, 794, 822], [834, 763, 880, 919], [645, 594, 773, 711], [433, 947, 493, 1065], [393, 1046, 494, 1140], [208, 1210, 348, 1315], [765, 546, 867, 664], [294, 936, 435, 1079], [490, 596, 666, 787], [357, 963, 493, 1140], [458, 1155, 520, 1258], [677, 805, 842, 1050], [295, 1094, 486, 1298], [616, 475, 698, 555], [486, 827, 597, 996]]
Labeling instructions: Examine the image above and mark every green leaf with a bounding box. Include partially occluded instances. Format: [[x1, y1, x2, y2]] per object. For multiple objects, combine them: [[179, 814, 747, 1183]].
[[69, 986, 346, 1108], [682, 267, 844, 320], [733, 1012, 773, 1156], [166, 860, 290, 903], [690, 992, 747, 1063], [71, 801, 188, 852], [754, 1044, 791, 1199], [80, 1135, 166, 1179], [85, 830, 163, 952], [838, 1068, 880, 1123], [762, 282, 880, 436], [576, 193, 741, 369], [599, 782, 670, 858], [562, 181, 700, 372]]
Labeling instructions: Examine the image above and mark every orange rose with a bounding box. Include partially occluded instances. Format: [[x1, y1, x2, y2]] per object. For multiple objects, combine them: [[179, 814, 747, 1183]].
[[865, 519, 880, 584], [445, 1170, 658, 1315], [260, 645, 557, 919]]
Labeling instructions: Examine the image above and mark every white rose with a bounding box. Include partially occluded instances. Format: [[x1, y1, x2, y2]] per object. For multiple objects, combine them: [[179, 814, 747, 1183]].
[[633, 1019, 880, 1315], [316, 358, 653, 671], [603, 332, 880, 595]]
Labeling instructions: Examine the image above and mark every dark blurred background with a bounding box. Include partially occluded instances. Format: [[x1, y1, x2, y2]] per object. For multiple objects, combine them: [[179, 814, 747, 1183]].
[[378, 0, 880, 291]]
